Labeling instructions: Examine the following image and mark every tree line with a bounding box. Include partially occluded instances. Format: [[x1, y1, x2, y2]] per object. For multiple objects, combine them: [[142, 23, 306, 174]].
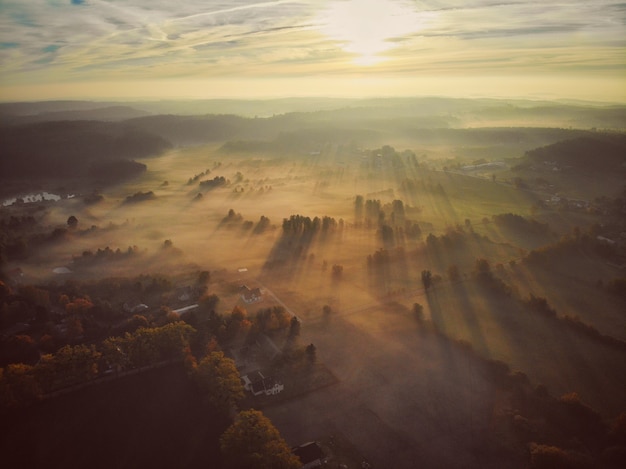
[[1, 321, 194, 410]]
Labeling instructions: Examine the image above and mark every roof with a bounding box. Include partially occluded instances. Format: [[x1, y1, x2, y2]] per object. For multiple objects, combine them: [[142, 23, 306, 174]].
[[246, 370, 265, 382], [293, 442, 324, 465], [172, 304, 199, 315], [240, 285, 262, 301], [251, 379, 266, 395]]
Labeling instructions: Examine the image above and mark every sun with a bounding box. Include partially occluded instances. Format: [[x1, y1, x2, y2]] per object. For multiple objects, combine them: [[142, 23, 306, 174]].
[[319, 0, 428, 66]]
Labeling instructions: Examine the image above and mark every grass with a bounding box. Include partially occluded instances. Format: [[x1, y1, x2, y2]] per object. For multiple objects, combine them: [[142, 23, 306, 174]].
[[0, 363, 230, 469], [423, 277, 626, 417], [318, 432, 371, 468]]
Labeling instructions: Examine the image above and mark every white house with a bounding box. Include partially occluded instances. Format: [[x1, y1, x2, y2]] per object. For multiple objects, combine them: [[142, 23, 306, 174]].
[[241, 370, 284, 396], [240, 285, 262, 303]]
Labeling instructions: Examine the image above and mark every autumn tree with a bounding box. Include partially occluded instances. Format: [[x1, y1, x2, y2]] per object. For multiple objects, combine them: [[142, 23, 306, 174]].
[[191, 351, 243, 411], [254, 306, 290, 334], [226, 306, 252, 339], [0, 363, 42, 409], [37, 344, 101, 391], [64, 296, 94, 316], [0, 335, 39, 366], [103, 322, 195, 370], [220, 409, 301, 469], [200, 293, 220, 312], [528, 443, 592, 469]]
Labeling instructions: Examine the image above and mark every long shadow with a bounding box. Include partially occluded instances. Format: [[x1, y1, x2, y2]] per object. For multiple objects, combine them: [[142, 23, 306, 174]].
[[461, 279, 626, 416], [367, 250, 392, 298], [425, 288, 447, 334], [261, 221, 331, 283], [448, 280, 491, 355], [262, 234, 310, 278]]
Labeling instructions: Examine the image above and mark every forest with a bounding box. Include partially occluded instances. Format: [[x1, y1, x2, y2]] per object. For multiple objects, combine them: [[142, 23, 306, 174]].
[[1, 97, 625, 469]]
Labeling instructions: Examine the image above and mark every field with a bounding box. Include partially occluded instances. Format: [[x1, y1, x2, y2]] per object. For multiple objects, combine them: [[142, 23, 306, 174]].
[[0, 364, 229, 469], [1, 99, 625, 468]]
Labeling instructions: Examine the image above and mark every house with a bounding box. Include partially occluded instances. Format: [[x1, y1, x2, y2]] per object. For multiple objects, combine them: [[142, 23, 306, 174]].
[[175, 285, 200, 302], [292, 442, 325, 469], [0, 322, 30, 340], [240, 285, 262, 303], [597, 236, 616, 245], [241, 370, 265, 392], [260, 376, 284, 396], [123, 302, 149, 313], [241, 370, 284, 397], [172, 304, 199, 315], [131, 303, 149, 313]]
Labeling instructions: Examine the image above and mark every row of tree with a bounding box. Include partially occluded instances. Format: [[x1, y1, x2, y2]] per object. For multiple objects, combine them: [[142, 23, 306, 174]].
[[0, 322, 195, 410], [220, 209, 273, 234], [282, 214, 340, 234]]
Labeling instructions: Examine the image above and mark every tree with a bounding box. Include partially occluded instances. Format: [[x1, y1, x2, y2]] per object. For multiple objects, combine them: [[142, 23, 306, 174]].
[[226, 306, 252, 339], [0, 363, 42, 409], [65, 297, 94, 316], [305, 343, 316, 364], [37, 344, 101, 391], [412, 303, 424, 321], [288, 316, 301, 337], [0, 335, 39, 366], [197, 270, 210, 285], [528, 443, 592, 469], [200, 293, 220, 312], [192, 351, 243, 410], [67, 215, 78, 229], [354, 195, 364, 223], [474, 258, 492, 278], [421, 270, 433, 291], [220, 409, 301, 469]]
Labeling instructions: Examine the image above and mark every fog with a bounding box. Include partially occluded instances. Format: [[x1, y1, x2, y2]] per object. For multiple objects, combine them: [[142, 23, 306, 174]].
[[1, 98, 625, 468]]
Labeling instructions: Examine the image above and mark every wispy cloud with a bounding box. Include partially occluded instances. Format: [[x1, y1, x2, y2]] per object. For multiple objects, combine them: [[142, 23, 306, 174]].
[[0, 0, 624, 100]]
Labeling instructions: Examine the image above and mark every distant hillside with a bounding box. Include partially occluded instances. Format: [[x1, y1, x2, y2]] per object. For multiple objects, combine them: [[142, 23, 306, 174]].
[[125, 114, 250, 146], [0, 102, 151, 123], [6, 106, 151, 124], [525, 135, 626, 172], [2, 98, 624, 128], [0, 120, 171, 180]]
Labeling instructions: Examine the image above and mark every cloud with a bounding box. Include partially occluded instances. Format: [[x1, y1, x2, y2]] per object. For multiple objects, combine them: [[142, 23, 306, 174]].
[[0, 0, 624, 100]]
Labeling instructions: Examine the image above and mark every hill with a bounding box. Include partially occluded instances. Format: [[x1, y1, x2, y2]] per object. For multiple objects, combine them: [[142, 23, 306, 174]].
[[525, 135, 626, 173], [0, 120, 171, 181]]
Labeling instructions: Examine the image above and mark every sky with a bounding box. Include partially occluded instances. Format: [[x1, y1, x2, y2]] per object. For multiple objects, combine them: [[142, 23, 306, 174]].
[[0, 0, 625, 102]]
